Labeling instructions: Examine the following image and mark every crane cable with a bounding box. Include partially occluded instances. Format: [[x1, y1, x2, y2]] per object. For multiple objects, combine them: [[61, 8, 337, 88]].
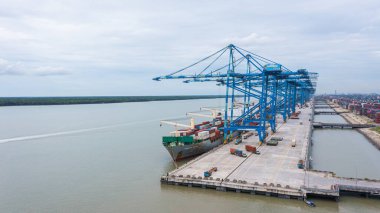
[[167, 46, 228, 76]]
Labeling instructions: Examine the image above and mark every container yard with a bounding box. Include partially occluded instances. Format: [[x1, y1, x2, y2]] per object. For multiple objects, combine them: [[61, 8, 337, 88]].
[[325, 94, 380, 124]]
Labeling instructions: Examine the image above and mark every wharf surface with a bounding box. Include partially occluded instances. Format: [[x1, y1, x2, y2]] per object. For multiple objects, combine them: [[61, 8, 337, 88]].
[[161, 104, 380, 200], [314, 106, 339, 109], [314, 111, 348, 115], [312, 122, 376, 129]]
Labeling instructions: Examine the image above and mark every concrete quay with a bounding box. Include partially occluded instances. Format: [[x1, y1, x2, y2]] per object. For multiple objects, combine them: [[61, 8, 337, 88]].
[[161, 103, 380, 200]]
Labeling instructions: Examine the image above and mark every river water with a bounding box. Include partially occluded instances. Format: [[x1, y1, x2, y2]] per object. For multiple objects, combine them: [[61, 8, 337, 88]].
[[312, 108, 380, 179], [0, 100, 379, 212]]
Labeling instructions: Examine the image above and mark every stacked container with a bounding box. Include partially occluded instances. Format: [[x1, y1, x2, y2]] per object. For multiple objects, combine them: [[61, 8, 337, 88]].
[[196, 131, 210, 140], [348, 104, 354, 112], [375, 112, 380, 123]]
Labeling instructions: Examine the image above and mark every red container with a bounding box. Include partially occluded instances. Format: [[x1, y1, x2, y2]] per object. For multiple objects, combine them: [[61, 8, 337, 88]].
[[245, 145, 256, 153], [230, 148, 236, 154], [209, 167, 217, 172], [249, 122, 259, 126]]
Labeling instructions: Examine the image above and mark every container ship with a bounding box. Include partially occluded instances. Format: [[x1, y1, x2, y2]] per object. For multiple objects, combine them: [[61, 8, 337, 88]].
[[161, 117, 226, 161]]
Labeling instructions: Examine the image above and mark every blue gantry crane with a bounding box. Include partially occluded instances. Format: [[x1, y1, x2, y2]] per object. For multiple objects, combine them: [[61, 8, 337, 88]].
[[153, 44, 318, 143]]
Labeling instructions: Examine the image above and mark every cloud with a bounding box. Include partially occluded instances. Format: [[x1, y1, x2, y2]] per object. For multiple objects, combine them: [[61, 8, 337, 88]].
[[0, 27, 31, 40], [33, 66, 70, 76], [0, 58, 24, 75], [0, 0, 379, 96], [225, 33, 273, 46], [0, 58, 69, 76], [373, 51, 380, 58]]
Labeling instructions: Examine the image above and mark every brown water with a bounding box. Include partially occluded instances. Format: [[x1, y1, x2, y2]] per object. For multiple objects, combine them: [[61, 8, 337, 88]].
[[0, 100, 379, 212], [312, 112, 380, 179]]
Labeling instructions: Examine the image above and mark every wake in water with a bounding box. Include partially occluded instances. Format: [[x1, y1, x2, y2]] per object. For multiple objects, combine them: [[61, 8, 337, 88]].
[[0, 118, 164, 144]]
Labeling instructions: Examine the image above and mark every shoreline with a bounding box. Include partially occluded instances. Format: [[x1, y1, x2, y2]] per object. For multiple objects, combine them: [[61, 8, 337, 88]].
[[328, 101, 380, 150], [0, 95, 226, 107]]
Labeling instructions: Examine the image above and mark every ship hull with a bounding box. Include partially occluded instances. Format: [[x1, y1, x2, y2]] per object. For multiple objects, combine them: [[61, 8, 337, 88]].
[[165, 138, 223, 161]]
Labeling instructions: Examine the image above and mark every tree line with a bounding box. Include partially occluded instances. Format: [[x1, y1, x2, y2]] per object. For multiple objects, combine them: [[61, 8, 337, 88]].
[[0, 95, 226, 106]]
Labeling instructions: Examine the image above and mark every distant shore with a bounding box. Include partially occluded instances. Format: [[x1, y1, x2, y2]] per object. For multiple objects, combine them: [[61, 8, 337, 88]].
[[0, 95, 226, 106]]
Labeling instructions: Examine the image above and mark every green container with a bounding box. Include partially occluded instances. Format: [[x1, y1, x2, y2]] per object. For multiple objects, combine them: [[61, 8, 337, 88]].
[[179, 136, 194, 144], [162, 136, 178, 143]]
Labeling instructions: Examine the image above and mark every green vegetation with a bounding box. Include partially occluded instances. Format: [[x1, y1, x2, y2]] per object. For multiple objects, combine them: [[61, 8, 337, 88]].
[[371, 126, 380, 134], [0, 95, 226, 106]]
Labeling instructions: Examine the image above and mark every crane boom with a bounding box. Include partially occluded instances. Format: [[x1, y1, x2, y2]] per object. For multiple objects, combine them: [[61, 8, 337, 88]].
[[186, 112, 215, 118], [154, 44, 317, 142], [160, 118, 195, 129]]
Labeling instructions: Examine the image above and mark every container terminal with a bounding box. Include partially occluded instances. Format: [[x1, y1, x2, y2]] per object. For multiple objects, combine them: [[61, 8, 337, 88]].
[[153, 45, 380, 202], [160, 102, 380, 200]]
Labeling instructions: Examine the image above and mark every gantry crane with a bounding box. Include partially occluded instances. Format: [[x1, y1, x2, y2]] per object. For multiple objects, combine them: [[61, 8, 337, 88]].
[[153, 44, 318, 143]]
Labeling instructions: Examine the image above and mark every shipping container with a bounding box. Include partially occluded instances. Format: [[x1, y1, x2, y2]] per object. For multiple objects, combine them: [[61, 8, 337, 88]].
[[178, 136, 194, 144], [230, 148, 236, 154], [245, 145, 256, 152], [162, 136, 177, 143], [235, 150, 243, 156], [209, 167, 217, 172]]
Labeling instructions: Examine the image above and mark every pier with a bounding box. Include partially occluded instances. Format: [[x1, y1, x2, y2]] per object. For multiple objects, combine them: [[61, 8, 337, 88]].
[[312, 122, 376, 129], [314, 106, 339, 109], [314, 111, 348, 115], [161, 104, 380, 200]]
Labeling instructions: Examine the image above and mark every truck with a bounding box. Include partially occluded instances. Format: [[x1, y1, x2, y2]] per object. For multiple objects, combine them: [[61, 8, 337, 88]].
[[291, 139, 296, 147], [271, 137, 283, 141], [234, 137, 242, 145], [297, 160, 304, 169], [204, 167, 218, 177], [245, 145, 260, 155], [266, 139, 278, 146], [243, 132, 254, 139], [230, 148, 247, 157]]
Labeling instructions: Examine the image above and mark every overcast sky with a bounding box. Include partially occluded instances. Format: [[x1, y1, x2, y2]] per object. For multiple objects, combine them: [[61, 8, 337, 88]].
[[0, 0, 379, 96]]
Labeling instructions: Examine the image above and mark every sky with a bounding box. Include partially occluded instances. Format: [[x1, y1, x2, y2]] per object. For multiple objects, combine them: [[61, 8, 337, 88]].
[[0, 0, 379, 96]]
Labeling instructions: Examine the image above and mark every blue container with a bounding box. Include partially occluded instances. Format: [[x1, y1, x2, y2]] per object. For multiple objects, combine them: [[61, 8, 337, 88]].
[[235, 150, 243, 156], [204, 171, 211, 177]]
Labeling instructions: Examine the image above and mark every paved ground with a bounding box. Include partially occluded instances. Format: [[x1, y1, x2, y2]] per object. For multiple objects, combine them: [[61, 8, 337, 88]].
[[170, 106, 313, 189], [166, 103, 380, 196]]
